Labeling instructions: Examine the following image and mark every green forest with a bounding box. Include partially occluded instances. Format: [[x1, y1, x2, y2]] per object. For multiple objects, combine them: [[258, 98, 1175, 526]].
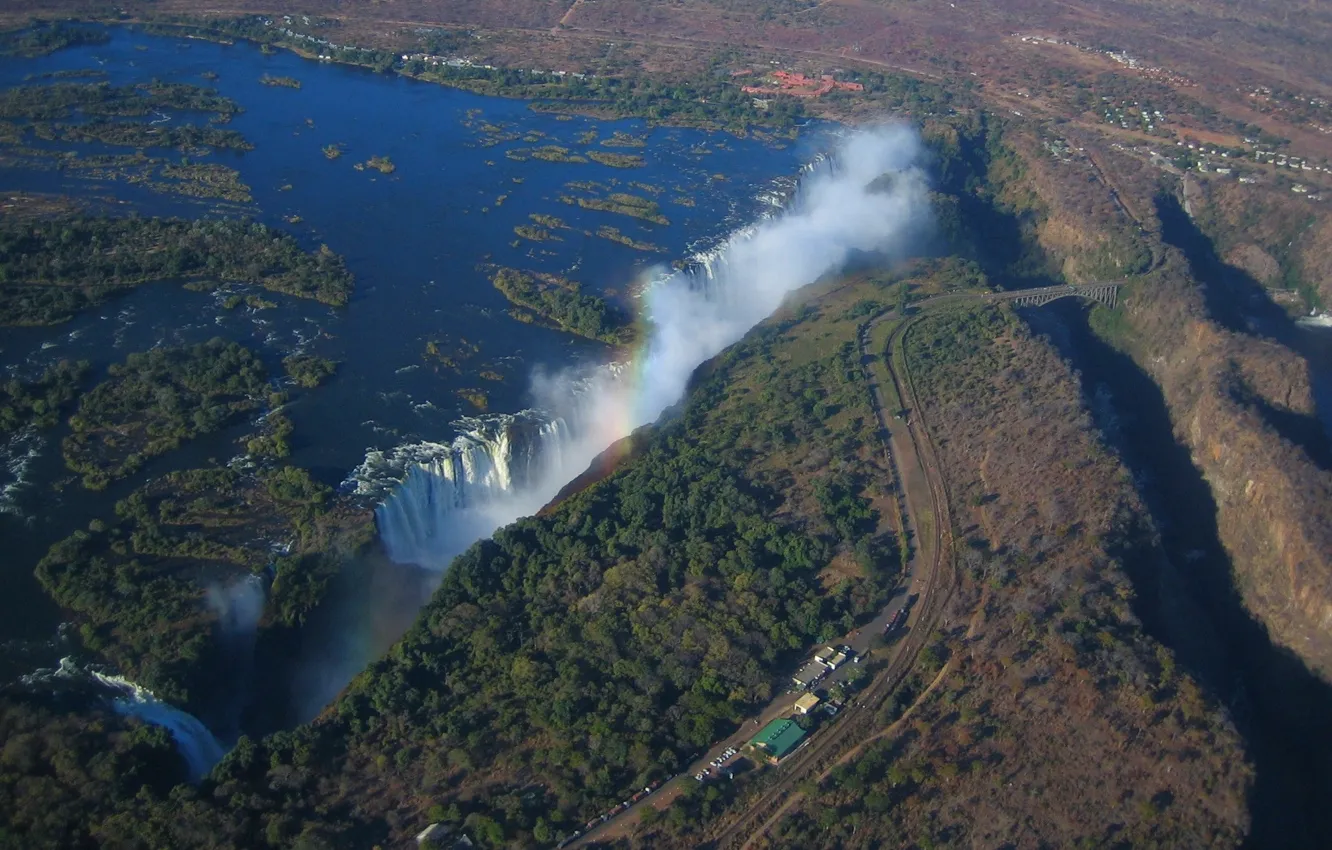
[[0, 695, 185, 847], [0, 359, 87, 434], [0, 80, 240, 121], [0, 22, 109, 57], [490, 267, 637, 345], [27, 118, 253, 151], [0, 214, 354, 324], [62, 339, 269, 488], [2, 279, 902, 849], [37, 459, 370, 715], [282, 354, 338, 389]]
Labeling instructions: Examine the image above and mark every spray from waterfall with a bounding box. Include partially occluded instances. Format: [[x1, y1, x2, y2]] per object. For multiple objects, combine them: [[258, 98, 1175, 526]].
[[90, 670, 227, 781], [17, 657, 226, 782], [361, 123, 931, 570], [205, 574, 266, 738]]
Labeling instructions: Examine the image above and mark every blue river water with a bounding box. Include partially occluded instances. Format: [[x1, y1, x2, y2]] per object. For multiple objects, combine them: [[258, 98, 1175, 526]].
[[0, 26, 818, 667]]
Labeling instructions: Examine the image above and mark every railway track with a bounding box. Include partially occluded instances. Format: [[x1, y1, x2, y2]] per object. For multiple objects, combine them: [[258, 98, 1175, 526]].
[[699, 311, 958, 850], [584, 292, 1117, 848]]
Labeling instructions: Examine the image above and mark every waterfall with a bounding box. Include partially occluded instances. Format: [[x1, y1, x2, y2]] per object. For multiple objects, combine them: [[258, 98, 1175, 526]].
[[354, 125, 929, 574], [350, 410, 586, 569], [90, 670, 227, 781], [19, 657, 226, 782]]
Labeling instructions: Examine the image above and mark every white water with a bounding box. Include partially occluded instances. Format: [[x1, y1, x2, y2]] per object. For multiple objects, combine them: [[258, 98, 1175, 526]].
[[0, 427, 42, 518], [351, 360, 628, 568], [357, 124, 931, 572], [21, 657, 226, 781], [357, 411, 578, 568], [91, 670, 227, 780]]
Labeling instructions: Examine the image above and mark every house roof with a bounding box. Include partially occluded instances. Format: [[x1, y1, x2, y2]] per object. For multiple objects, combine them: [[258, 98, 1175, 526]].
[[750, 718, 807, 759]]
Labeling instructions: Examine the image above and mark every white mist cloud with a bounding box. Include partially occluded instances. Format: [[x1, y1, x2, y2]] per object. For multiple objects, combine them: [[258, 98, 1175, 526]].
[[376, 123, 931, 570], [206, 575, 266, 639], [626, 124, 929, 424], [329, 123, 933, 722]]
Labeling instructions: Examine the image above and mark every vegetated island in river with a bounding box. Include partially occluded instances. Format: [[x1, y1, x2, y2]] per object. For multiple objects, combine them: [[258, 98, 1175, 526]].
[[38, 458, 374, 714], [0, 211, 354, 325], [354, 155, 394, 173], [0, 81, 257, 198], [62, 339, 271, 489], [282, 353, 338, 388], [1, 359, 88, 435], [0, 80, 241, 121], [489, 266, 636, 345], [595, 225, 664, 252], [26, 118, 253, 151], [560, 191, 670, 225], [258, 73, 301, 89], [586, 150, 645, 168]]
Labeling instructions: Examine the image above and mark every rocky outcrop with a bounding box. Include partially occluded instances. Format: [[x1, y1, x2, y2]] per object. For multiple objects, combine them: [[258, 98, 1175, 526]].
[[1124, 258, 1332, 680]]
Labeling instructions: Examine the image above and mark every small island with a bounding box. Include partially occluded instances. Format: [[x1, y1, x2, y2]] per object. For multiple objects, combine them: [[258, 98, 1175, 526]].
[[259, 73, 302, 89], [0, 212, 355, 325], [355, 155, 395, 173], [489, 267, 636, 345], [596, 225, 663, 252], [561, 191, 670, 225], [63, 339, 269, 489], [283, 353, 338, 388], [0, 360, 87, 435], [513, 224, 562, 242], [587, 150, 645, 168]]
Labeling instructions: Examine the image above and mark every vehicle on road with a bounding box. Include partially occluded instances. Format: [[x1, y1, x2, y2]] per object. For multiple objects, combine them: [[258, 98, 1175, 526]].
[[884, 606, 908, 635]]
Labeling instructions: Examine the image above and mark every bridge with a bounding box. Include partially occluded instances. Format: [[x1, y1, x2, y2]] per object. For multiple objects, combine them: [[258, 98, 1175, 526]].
[[986, 281, 1121, 309], [902, 281, 1124, 315]]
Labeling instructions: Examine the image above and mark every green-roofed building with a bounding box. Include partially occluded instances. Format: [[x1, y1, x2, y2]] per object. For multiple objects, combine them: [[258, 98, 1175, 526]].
[[749, 717, 807, 763]]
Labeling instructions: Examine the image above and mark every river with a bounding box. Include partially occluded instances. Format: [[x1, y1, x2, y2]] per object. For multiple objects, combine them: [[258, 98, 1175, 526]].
[[0, 25, 815, 679]]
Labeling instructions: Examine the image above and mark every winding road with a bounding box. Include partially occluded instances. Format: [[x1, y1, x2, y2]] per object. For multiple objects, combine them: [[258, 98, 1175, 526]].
[[572, 285, 1120, 849], [698, 306, 958, 850]]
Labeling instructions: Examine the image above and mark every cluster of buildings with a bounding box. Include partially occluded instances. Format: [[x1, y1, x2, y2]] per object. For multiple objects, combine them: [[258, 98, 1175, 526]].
[[260, 17, 376, 61], [748, 717, 808, 765], [400, 53, 495, 71], [1244, 86, 1332, 134], [1012, 33, 1196, 88], [1177, 141, 1330, 197], [740, 644, 862, 765], [1248, 150, 1330, 175], [1042, 137, 1082, 164], [740, 71, 864, 99], [791, 644, 856, 689], [1100, 98, 1167, 133]]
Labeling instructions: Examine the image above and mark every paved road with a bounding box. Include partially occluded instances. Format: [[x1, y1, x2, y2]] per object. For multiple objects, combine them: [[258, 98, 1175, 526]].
[[567, 308, 939, 850], [701, 309, 958, 850], [571, 285, 1123, 848]]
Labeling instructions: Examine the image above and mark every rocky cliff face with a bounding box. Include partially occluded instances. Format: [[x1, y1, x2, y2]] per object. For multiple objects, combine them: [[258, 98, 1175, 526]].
[[1190, 176, 1332, 312], [1000, 125, 1332, 683], [1124, 258, 1332, 680]]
